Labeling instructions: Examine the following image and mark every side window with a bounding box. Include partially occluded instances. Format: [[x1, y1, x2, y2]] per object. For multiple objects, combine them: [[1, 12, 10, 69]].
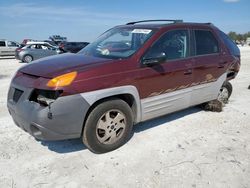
[[7, 41, 18, 47], [41, 45, 49, 50], [195, 30, 219, 55], [0, 41, 6, 47], [145, 29, 189, 61], [30, 45, 36, 49], [36, 45, 42, 49], [218, 30, 240, 57], [45, 45, 54, 50]]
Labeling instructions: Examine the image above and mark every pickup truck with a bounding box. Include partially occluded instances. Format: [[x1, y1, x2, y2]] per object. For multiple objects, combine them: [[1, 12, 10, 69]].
[[0, 40, 20, 56]]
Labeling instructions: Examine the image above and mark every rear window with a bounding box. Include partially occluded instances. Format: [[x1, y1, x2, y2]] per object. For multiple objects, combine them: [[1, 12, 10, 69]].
[[195, 30, 219, 55], [218, 30, 240, 57]]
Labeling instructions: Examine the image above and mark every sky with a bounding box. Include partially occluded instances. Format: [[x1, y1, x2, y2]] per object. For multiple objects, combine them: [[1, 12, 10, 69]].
[[0, 0, 249, 43]]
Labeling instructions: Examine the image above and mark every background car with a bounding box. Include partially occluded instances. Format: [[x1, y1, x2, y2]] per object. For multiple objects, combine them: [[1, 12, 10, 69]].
[[15, 42, 60, 63], [59, 42, 89, 53], [22, 39, 58, 48], [0, 39, 20, 56], [49, 35, 67, 45], [21, 39, 38, 45], [43, 40, 57, 47]]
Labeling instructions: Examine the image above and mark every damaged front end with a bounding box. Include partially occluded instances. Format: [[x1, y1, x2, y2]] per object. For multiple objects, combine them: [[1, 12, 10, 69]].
[[7, 71, 89, 141], [30, 89, 62, 106], [29, 89, 63, 119]]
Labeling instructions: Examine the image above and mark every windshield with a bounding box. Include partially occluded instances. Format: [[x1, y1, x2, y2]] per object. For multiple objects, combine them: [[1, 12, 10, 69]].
[[78, 27, 155, 59]]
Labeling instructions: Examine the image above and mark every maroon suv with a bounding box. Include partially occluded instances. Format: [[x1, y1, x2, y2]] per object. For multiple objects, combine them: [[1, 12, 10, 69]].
[[7, 20, 240, 153]]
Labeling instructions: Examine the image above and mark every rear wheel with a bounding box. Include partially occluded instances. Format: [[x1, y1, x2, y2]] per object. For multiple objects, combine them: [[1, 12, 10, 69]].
[[217, 81, 232, 103], [23, 55, 33, 63], [201, 81, 233, 112], [83, 99, 133, 153]]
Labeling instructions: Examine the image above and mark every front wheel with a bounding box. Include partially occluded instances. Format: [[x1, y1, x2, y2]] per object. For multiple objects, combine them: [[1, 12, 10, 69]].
[[83, 99, 133, 153]]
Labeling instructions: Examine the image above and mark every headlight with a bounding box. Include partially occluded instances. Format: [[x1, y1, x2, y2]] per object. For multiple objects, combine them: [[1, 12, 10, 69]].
[[47, 71, 77, 88]]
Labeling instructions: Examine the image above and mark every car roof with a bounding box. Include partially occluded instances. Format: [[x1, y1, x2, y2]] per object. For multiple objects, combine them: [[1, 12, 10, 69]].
[[117, 20, 215, 30], [26, 41, 51, 45]]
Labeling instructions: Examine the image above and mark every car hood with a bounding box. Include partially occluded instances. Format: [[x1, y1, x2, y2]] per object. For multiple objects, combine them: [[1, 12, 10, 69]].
[[19, 53, 113, 78]]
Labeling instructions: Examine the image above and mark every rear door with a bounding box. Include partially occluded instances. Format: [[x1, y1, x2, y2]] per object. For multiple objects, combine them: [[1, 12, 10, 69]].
[[29, 44, 43, 59], [191, 28, 225, 104], [137, 28, 194, 121]]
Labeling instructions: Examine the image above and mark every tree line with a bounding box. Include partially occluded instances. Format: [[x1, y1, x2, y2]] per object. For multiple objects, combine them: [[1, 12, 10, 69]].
[[228, 31, 250, 42]]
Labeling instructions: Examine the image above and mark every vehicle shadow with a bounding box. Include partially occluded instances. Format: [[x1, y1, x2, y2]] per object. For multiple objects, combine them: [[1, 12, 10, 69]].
[[133, 106, 201, 133], [40, 106, 202, 154], [0, 56, 15, 60], [40, 138, 87, 154], [0, 75, 10, 79], [18, 61, 26, 64]]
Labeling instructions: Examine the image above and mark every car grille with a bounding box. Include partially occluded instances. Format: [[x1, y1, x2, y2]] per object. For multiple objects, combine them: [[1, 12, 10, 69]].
[[13, 88, 24, 103]]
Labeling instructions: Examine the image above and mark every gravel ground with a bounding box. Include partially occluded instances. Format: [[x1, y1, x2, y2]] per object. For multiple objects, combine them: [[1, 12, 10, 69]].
[[0, 47, 249, 188]]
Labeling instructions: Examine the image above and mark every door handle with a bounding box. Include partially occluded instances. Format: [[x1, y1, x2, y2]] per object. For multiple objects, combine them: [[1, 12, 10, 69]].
[[218, 61, 227, 68], [184, 69, 192, 75]]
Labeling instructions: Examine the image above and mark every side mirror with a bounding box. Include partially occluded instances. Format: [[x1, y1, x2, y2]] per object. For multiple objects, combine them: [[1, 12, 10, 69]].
[[142, 52, 166, 66]]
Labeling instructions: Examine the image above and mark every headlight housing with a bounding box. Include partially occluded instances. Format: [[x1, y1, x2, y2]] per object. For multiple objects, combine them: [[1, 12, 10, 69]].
[[29, 89, 62, 106], [47, 71, 77, 88]]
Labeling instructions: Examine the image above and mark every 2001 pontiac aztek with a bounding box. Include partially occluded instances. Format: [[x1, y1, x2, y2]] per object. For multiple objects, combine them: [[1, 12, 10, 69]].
[[7, 20, 240, 153]]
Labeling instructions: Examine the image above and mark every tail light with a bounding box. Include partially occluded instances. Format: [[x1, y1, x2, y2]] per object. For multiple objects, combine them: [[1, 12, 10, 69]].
[[16, 48, 23, 52]]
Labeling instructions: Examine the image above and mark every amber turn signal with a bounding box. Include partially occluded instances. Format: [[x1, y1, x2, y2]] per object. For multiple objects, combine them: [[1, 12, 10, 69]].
[[47, 71, 77, 87]]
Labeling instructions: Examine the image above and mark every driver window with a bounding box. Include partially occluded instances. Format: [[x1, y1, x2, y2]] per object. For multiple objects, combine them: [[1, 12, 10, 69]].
[[145, 29, 189, 61], [41, 45, 48, 50]]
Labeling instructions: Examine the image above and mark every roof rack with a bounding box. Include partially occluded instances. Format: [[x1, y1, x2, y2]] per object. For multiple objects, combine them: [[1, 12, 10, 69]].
[[126, 19, 183, 25]]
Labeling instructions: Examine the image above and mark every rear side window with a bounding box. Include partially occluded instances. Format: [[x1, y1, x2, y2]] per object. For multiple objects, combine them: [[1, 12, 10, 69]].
[[218, 30, 240, 57], [195, 30, 219, 55], [0, 41, 6, 47]]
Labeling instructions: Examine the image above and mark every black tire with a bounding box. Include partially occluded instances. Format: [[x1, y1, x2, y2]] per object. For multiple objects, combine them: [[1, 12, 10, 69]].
[[218, 81, 233, 103], [223, 81, 233, 98], [23, 55, 33, 63], [201, 81, 233, 111], [83, 99, 133, 153]]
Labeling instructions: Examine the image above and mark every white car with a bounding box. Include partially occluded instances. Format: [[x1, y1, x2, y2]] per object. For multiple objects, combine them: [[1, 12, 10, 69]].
[[0, 39, 20, 56]]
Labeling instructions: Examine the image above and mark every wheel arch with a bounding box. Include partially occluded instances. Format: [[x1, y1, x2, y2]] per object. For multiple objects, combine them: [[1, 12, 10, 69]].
[[80, 86, 142, 133]]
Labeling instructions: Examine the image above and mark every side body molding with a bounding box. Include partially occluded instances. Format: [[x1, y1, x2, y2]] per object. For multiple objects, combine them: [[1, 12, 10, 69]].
[[81, 86, 142, 123]]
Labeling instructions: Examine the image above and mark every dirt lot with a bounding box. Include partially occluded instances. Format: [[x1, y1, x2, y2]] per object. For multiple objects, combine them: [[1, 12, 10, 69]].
[[0, 47, 250, 188]]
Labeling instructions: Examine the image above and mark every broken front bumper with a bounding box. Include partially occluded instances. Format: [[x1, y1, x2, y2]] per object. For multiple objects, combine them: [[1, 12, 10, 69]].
[[7, 81, 90, 141]]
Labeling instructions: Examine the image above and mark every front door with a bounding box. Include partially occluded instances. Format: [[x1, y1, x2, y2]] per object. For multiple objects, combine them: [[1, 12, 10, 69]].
[[136, 29, 194, 121]]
